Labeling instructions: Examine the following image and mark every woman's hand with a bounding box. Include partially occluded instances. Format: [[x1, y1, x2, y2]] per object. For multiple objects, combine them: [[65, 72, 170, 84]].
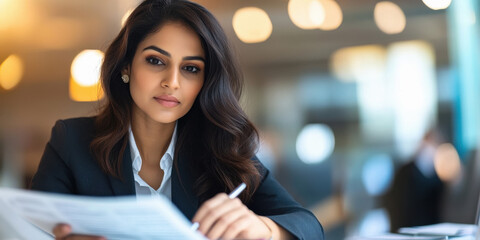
[[52, 224, 105, 240], [192, 193, 272, 240]]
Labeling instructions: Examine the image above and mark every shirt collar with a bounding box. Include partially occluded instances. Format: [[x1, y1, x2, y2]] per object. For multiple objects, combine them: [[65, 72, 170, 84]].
[[129, 123, 177, 173]]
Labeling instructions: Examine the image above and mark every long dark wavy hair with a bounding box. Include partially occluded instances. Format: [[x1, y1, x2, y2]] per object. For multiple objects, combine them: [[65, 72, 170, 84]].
[[91, 0, 261, 203]]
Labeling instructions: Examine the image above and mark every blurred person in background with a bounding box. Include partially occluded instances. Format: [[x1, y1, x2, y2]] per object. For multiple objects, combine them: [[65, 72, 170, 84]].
[[29, 0, 324, 239], [384, 128, 445, 232]]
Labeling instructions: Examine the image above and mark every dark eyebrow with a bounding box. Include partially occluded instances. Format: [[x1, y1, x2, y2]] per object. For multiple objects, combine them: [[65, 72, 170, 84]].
[[183, 56, 206, 63], [143, 45, 205, 63], [143, 45, 170, 57]]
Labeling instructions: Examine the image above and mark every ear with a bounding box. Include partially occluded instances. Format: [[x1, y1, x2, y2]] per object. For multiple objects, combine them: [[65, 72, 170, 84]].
[[121, 65, 130, 76]]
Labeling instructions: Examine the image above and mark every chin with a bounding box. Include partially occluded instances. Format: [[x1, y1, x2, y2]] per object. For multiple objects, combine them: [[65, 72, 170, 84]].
[[151, 114, 180, 124]]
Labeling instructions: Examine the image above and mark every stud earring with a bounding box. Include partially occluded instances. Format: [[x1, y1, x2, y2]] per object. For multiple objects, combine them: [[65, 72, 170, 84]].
[[121, 74, 130, 83]]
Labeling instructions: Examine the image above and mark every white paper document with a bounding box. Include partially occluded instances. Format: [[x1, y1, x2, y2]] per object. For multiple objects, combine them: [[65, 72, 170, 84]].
[[399, 223, 478, 237], [0, 187, 207, 240], [0, 199, 53, 240]]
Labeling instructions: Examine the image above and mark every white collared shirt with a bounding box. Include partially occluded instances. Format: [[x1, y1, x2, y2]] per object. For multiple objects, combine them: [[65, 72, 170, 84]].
[[129, 124, 177, 200]]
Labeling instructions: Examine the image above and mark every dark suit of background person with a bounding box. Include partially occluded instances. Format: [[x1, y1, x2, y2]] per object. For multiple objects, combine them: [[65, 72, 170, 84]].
[[383, 132, 445, 232], [30, 117, 324, 239], [385, 160, 444, 231]]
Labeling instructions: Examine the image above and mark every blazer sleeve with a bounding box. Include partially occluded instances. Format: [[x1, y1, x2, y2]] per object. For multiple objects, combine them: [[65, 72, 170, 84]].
[[248, 161, 325, 240], [30, 120, 76, 193]]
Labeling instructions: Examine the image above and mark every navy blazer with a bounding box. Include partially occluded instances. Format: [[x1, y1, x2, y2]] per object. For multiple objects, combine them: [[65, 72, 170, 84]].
[[31, 117, 324, 239]]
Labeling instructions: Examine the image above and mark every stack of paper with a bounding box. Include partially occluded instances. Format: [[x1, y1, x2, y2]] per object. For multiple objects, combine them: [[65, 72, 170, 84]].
[[0, 199, 52, 240], [0, 187, 206, 240]]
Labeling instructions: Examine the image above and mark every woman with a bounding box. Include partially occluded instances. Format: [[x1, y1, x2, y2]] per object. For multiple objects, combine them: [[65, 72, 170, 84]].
[[31, 0, 324, 239]]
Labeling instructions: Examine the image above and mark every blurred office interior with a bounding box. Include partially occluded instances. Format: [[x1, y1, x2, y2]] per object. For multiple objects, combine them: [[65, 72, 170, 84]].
[[0, 0, 479, 239]]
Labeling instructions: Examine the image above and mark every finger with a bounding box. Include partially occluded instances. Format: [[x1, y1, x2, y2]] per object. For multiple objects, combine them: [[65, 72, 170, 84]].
[[53, 223, 71, 239], [192, 193, 229, 226], [221, 214, 252, 239], [197, 197, 243, 234], [205, 205, 247, 239]]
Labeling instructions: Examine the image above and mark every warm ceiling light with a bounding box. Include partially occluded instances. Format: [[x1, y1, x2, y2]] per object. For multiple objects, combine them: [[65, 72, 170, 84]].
[[71, 50, 104, 87], [374, 1, 406, 34], [318, 0, 343, 31], [288, 0, 325, 29], [0, 54, 24, 90], [232, 7, 273, 43], [0, 0, 23, 31], [330, 45, 387, 82], [69, 76, 104, 102], [422, 0, 452, 10], [309, 0, 325, 26]]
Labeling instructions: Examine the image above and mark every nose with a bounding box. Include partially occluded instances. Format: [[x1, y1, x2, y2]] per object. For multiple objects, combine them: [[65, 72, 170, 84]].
[[161, 67, 180, 89]]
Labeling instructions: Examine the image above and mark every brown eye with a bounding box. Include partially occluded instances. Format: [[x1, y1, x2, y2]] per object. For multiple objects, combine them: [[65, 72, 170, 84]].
[[183, 65, 201, 74], [146, 57, 163, 65]]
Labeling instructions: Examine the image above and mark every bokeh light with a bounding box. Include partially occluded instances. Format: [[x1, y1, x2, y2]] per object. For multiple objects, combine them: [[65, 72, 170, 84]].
[[309, 0, 325, 26], [232, 7, 273, 43], [288, 0, 325, 29], [388, 41, 436, 158], [0, 0, 23, 31], [422, 0, 452, 10], [374, 1, 406, 34], [296, 124, 335, 164], [330, 45, 387, 82], [0, 54, 24, 91], [434, 143, 461, 182], [318, 0, 343, 31], [361, 154, 394, 196], [69, 76, 104, 102], [71, 49, 104, 87], [357, 209, 390, 236]]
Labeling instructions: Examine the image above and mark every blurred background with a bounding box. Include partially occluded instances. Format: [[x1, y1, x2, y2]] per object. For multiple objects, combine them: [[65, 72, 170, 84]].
[[0, 0, 479, 239]]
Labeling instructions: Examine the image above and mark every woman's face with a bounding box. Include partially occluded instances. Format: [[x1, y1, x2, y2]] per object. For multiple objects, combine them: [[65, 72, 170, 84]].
[[127, 21, 205, 124]]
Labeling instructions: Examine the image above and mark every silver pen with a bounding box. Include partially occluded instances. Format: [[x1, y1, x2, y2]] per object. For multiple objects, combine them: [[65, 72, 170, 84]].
[[191, 182, 247, 231]]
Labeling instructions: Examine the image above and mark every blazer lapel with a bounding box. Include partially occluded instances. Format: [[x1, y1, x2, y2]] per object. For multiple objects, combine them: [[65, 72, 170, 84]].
[[172, 151, 199, 220], [107, 146, 136, 196]]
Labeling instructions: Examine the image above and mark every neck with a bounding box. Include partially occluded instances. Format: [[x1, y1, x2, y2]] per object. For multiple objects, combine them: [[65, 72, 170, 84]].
[[131, 110, 175, 167]]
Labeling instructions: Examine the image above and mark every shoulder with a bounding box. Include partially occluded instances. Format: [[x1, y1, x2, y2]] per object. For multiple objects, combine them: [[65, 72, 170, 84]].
[[51, 117, 96, 137], [34, 116, 112, 195], [54, 116, 96, 130], [48, 116, 96, 155]]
